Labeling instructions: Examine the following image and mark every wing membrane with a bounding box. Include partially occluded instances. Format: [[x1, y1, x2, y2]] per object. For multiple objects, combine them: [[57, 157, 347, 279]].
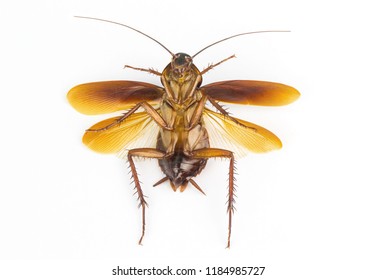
[[67, 81, 164, 115], [201, 80, 300, 106], [203, 108, 282, 157], [83, 112, 159, 154]]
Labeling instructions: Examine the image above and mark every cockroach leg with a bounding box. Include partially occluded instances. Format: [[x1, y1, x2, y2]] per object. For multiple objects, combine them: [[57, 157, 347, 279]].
[[127, 148, 166, 245], [207, 96, 257, 131], [191, 148, 235, 248], [124, 65, 162, 76], [87, 101, 173, 132], [185, 96, 208, 130], [200, 55, 236, 75]]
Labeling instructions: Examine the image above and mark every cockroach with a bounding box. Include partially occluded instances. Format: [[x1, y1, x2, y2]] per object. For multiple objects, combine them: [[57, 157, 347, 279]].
[[67, 16, 300, 247]]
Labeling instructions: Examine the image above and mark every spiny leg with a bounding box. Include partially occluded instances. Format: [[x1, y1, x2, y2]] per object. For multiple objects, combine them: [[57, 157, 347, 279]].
[[87, 101, 172, 132], [200, 55, 236, 75], [191, 148, 235, 248], [124, 65, 162, 76], [127, 148, 166, 245], [207, 96, 257, 131]]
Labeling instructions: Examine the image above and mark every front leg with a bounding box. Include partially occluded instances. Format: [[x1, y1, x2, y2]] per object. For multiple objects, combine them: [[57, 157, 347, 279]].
[[200, 55, 236, 75], [127, 148, 166, 245], [191, 148, 235, 248], [124, 65, 162, 76]]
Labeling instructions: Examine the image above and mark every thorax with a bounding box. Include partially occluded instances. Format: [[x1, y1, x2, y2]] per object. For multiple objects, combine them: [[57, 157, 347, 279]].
[[157, 62, 208, 154]]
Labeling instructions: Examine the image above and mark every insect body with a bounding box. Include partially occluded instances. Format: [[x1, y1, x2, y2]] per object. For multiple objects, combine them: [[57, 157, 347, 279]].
[[156, 54, 209, 190], [67, 17, 300, 247]]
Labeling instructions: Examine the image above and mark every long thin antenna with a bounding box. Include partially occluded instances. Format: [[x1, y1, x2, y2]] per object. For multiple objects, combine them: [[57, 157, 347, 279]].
[[74, 16, 175, 57], [192, 30, 290, 58]]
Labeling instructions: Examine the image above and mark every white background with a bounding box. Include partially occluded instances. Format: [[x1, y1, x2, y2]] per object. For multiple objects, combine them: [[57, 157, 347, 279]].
[[1, 0, 375, 279]]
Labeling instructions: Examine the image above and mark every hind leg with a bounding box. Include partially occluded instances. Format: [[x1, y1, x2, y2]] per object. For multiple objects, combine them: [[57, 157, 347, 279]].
[[127, 148, 166, 245], [191, 148, 235, 248]]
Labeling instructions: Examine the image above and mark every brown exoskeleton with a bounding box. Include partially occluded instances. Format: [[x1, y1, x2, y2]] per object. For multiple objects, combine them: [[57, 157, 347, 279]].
[[67, 17, 300, 247]]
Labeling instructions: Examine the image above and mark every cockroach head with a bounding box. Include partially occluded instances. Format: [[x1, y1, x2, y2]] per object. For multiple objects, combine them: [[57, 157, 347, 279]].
[[171, 53, 193, 77]]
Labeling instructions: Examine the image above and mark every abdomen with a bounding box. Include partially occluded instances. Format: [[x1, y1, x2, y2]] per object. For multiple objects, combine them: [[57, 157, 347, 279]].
[[156, 125, 209, 188]]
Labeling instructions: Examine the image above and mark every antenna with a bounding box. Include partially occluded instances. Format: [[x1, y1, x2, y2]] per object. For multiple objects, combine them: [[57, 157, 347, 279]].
[[192, 30, 290, 58], [74, 16, 175, 57]]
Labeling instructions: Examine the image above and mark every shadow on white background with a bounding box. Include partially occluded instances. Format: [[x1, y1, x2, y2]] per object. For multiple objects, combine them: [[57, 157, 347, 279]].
[[1, 0, 375, 279]]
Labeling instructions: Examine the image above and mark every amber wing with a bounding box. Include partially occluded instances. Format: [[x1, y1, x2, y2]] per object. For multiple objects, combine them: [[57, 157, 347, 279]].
[[67, 81, 164, 115], [201, 80, 300, 106], [203, 108, 282, 157], [82, 112, 159, 155]]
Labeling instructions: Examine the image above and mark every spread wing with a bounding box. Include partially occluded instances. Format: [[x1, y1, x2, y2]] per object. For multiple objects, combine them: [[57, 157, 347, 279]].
[[203, 108, 282, 157], [82, 112, 159, 156], [201, 80, 300, 106], [67, 81, 164, 115]]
